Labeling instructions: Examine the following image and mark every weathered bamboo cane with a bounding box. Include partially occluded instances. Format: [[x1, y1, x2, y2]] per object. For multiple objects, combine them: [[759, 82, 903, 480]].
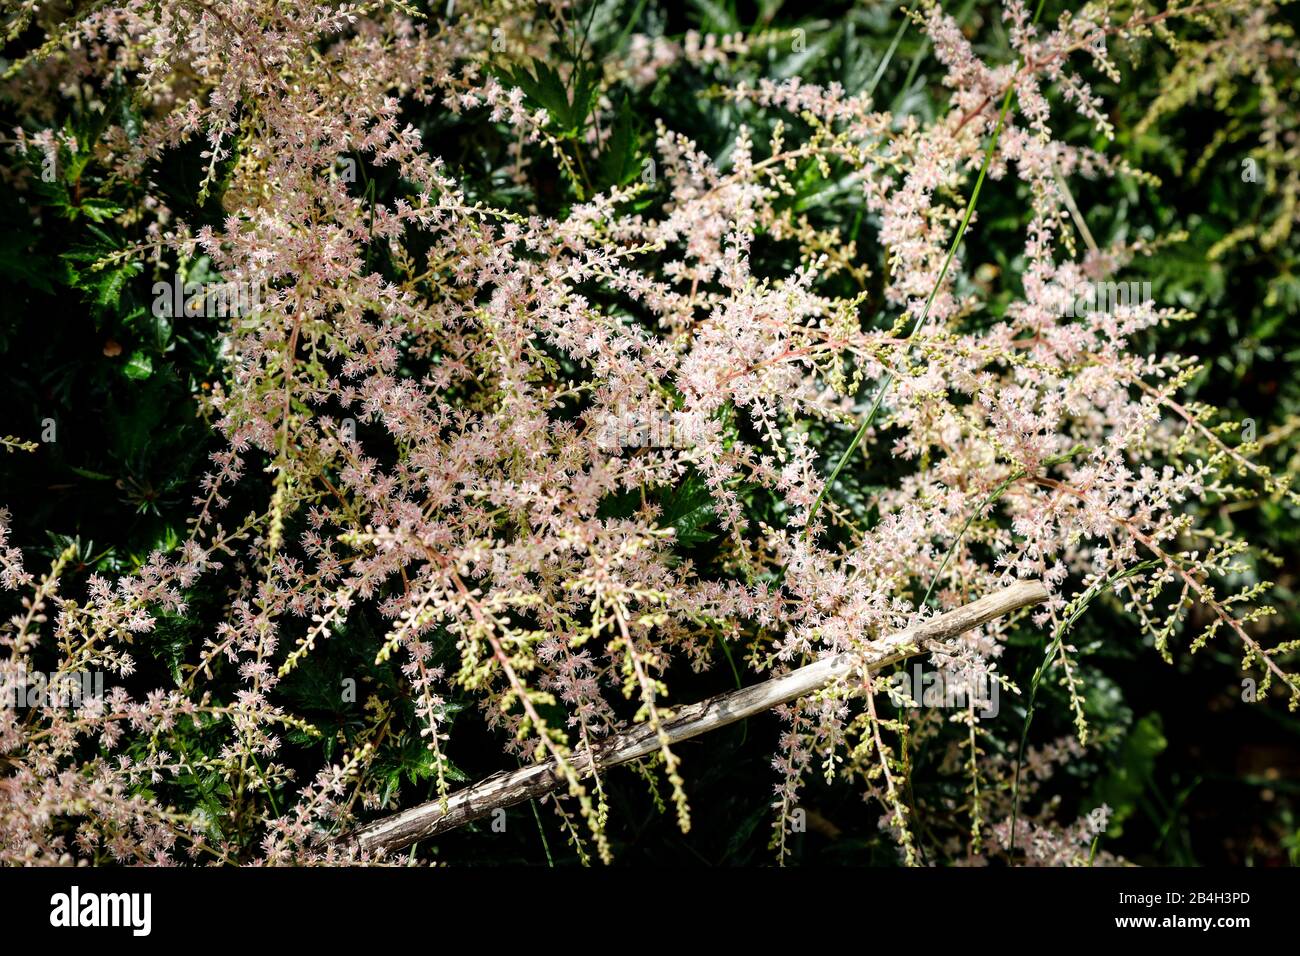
[[344, 579, 1049, 856]]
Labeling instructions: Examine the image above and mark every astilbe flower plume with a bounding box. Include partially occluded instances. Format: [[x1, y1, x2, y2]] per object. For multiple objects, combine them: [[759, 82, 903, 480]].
[[1, 0, 1297, 865]]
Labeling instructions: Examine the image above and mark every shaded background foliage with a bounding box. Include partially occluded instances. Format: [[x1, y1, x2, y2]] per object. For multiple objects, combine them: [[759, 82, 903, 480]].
[[2, 0, 1298, 864]]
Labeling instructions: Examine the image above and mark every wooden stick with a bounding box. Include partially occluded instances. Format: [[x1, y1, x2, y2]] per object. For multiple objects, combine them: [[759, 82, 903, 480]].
[[344, 579, 1049, 856]]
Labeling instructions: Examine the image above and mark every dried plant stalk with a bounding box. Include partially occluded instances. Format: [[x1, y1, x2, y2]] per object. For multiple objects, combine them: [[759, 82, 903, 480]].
[[347, 580, 1049, 856]]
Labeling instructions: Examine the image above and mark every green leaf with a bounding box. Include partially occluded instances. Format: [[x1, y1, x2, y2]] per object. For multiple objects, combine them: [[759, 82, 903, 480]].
[[659, 471, 718, 546], [63, 226, 141, 310], [68, 465, 114, 481], [76, 197, 123, 223], [1090, 713, 1168, 838], [123, 350, 153, 380], [596, 97, 640, 189], [499, 59, 600, 136]]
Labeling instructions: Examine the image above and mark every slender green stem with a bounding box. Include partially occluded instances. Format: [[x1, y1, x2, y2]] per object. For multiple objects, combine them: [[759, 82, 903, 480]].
[[530, 797, 555, 866], [613, 0, 650, 54], [922, 469, 1025, 608], [922, 445, 1085, 608], [866, 0, 920, 100], [805, 0, 1049, 536], [1009, 559, 1159, 855], [247, 750, 281, 819]]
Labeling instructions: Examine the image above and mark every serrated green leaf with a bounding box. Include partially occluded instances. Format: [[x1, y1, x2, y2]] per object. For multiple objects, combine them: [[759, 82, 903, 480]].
[[123, 350, 153, 380]]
